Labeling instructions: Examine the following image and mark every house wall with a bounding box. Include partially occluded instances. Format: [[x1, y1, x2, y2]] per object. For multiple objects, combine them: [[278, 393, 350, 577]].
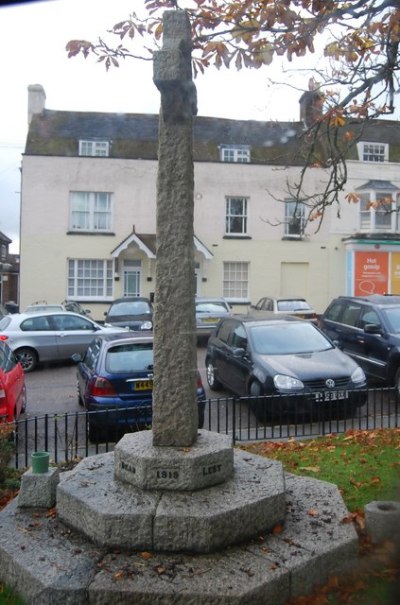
[[21, 150, 389, 320]]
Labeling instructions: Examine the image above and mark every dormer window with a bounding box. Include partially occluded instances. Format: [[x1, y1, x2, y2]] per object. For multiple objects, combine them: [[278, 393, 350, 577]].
[[220, 145, 250, 163], [79, 140, 109, 157], [356, 180, 399, 231], [357, 142, 388, 162]]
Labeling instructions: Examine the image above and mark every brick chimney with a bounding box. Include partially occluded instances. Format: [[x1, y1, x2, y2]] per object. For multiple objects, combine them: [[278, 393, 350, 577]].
[[28, 84, 46, 125], [299, 79, 323, 128]]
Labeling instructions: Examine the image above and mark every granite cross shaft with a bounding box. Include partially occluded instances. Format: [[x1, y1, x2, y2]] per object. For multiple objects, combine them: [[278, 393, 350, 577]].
[[152, 9, 199, 447]]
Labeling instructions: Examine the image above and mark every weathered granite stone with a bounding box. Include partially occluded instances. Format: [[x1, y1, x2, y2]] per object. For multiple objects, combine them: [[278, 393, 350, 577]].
[[56, 448, 286, 553], [114, 429, 234, 490], [152, 9, 198, 447], [18, 466, 60, 508], [0, 471, 358, 604]]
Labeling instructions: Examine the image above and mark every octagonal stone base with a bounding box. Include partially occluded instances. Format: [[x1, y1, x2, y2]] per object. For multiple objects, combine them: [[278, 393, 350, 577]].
[[0, 472, 359, 605], [56, 448, 286, 553], [114, 429, 234, 491]]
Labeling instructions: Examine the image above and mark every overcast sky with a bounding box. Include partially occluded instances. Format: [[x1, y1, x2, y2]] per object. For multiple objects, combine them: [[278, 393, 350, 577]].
[[0, 0, 330, 253]]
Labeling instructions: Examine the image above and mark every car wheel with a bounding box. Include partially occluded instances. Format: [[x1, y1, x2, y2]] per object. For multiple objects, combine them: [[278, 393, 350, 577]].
[[249, 380, 270, 423], [15, 348, 38, 373], [206, 359, 222, 391]]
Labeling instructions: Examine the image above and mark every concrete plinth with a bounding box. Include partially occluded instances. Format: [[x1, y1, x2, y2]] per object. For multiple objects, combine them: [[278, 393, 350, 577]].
[[114, 429, 234, 490], [0, 471, 358, 605], [56, 448, 286, 552]]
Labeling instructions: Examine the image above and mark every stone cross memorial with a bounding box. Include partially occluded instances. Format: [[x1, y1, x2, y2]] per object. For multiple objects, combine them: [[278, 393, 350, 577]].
[[152, 9, 199, 447]]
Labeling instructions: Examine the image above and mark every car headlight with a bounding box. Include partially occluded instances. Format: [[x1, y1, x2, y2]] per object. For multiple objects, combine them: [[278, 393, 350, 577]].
[[351, 367, 366, 384], [273, 374, 304, 391], [140, 321, 153, 330]]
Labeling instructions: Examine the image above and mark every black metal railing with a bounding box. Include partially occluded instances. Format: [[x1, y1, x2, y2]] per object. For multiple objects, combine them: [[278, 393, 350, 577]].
[[7, 386, 399, 469]]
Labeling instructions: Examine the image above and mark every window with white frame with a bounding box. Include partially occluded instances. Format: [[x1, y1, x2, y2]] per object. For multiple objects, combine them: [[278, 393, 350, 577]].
[[68, 259, 113, 299], [357, 142, 388, 162], [79, 140, 109, 157], [284, 200, 306, 236], [223, 262, 249, 301], [358, 190, 399, 231], [70, 192, 112, 232], [220, 145, 250, 163], [225, 197, 248, 235]]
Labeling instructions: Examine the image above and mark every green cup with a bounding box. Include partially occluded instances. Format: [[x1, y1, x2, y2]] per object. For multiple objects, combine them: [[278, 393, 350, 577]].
[[31, 451, 50, 474]]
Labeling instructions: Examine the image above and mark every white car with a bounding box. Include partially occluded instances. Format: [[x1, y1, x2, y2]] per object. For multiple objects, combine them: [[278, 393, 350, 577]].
[[0, 311, 128, 372]]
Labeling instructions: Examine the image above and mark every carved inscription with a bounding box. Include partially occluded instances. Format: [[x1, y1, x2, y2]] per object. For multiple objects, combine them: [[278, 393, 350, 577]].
[[156, 469, 180, 480], [121, 461, 136, 474], [202, 464, 222, 476]]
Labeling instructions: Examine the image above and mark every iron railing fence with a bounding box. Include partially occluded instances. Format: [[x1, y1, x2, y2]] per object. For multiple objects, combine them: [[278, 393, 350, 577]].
[[7, 386, 399, 470]]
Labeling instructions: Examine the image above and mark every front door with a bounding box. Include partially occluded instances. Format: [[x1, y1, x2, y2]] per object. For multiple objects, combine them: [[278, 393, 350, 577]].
[[123, 260, 141, 297]]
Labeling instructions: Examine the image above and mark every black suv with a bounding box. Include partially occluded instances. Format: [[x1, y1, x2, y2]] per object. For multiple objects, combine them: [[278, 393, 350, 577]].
[[319, 295, 400, 387]]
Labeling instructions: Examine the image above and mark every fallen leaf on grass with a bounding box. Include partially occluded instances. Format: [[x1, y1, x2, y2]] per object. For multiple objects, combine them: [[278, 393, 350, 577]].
[[299, 466, 320, 473]]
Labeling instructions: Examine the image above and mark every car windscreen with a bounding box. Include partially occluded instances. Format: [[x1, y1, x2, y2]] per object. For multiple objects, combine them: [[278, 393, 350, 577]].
[[107, 301, 152, 317], [276, 300, 311, 312], [381, 306, 400, 333], [196, 302, 229, 313], [249, 322, 332, 355], [105, 343, 154, 373]]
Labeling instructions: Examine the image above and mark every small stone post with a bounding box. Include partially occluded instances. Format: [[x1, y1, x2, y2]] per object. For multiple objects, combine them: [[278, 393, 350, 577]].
[[152, 10, 198, 447]]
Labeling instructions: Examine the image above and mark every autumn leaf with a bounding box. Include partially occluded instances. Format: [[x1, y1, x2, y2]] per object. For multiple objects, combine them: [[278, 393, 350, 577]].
[[139, 551, 153, 560], [272, 522, 284, 534], [307, 508, 319, 517]]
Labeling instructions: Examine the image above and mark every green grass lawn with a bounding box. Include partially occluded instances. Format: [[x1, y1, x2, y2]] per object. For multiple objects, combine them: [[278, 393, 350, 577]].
[[240, 428, 400, 605]]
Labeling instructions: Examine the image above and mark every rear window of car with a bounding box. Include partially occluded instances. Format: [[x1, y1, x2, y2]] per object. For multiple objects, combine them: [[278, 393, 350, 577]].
[[105, 343, 153, 373], [107, 301, 152, 317], [276, 299, 310, 312], [196, 301, 229, 313]]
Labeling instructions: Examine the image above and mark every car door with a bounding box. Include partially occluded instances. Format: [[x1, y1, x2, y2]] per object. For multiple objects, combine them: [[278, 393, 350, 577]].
[[18, 314, 59, 362], [50, 314, 98, 359], [321, 301, 364, 357], [356, 307, 389, 381], [0, 343, 24, 421], [224, 322, 252, 396]]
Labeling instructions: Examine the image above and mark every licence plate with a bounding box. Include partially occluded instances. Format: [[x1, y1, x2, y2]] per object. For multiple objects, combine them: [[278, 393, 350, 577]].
[[202, 317, 218, 323], [314, 390, 348, 402], [133, 380, 153, 391]]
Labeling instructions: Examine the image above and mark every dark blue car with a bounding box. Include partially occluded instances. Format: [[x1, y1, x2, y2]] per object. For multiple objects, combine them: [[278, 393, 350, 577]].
[[74, 332, 206, 442]]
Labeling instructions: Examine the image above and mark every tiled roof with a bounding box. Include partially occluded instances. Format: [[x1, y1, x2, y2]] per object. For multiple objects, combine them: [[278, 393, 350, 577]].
[[25, 109, 400, 166]]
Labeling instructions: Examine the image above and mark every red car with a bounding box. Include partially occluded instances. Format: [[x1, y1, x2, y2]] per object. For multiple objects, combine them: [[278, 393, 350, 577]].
[[0, 340, 26, 423]]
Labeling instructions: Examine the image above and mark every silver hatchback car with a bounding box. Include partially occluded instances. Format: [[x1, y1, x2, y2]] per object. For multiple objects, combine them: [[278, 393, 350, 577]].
[[0, 312, 128, 372]]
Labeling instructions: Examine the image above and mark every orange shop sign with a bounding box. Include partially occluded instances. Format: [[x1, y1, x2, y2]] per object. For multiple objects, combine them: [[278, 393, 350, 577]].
[[354, 252, 388, 295]]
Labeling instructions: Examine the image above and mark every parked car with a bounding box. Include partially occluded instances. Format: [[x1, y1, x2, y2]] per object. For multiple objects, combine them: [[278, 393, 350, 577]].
[[74, 332, 206, 442], [195, 297, 232, 340], [249, 296, 318, 323], [0, 340, 26, 423], [104, 297, 153, 330], [319, 294, 400, 389], [205, 315, 366, 422], [61, 301, 92, 317], [0, 312, 128, 372], [25, 303, 66, 313]]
